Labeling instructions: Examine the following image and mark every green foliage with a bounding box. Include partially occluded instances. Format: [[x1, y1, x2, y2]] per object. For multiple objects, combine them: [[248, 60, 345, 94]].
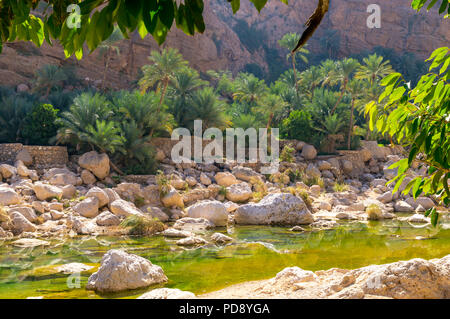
[[33, 64, 68, 97], [22, 103, 59, 145], [0, 0, 288, 58], [184, 87, 230, 132], [280, 110, 314, 142], [333, 182, 349, 192], [0, 96, 33, 143], [366, 204, 383, 221], [280, 144, 295, 163], [139, 48, 188, 106], [367, 46, 449, 226], [156, 170, 171, 197], [120, 215, 165, 236]]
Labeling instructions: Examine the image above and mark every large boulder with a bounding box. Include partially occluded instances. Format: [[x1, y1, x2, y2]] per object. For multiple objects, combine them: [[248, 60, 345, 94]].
[[81, 169, 97, 185], [301, 145, 317, 160], [225, 182, 252, 203], [413, 197, 435, 210], [234, 193, 314, 225], [360, 256, 450, 299], [33, 182, 63, 201], [86, 250, 167, 293], [96, 211, 121, 226], [110, 199, 143, 217], [394, 200, 414, 212], [0, 187, 20, 206], [142, 206, 169, 222], [161, 188, 184, 208], [186, 200, 228, 226], [232, 166, 261, 182], [214, 172, 239, 187], [16, 149, 33, 166], [0, 164, 16, 179], [73, 197, 99, 218], [8, 207, 37, 223], [16, 161, 31, 177], [49, 173, 81, 186], [10, 211, 36, 234], [86, 187, 109, 207], [78, 151, 110, 180]]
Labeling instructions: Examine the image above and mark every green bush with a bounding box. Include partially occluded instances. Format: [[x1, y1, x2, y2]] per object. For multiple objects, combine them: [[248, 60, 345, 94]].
[[22, 103, 59, 145], [280, 110, 314, 142], [280, 144, 295, 163]]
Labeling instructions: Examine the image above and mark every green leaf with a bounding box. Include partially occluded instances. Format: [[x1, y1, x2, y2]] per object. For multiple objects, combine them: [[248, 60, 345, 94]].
[[230, 0, 240, 13], [250, 0, 268, 12]]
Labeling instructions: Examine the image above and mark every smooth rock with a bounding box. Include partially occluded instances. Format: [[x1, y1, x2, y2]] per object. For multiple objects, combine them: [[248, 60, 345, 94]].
[[78, 151, 110, 180], [234, 193, 314, 225], [86, 250, 167, 293]]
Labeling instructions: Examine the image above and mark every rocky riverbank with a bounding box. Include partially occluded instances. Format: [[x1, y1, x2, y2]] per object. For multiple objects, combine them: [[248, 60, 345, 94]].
[[198, 254, 450, 299], [0, 141, 448, 243]]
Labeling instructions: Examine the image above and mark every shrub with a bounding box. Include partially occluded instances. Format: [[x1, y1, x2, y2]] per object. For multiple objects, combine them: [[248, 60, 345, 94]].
[[280, 144, 295, 163], [286, 187, 312, 210], [250, 176, 267, 202], [333, 182, 349, 192], [285, 168, 303, 182], [366, 204, 382, 220], [218, 186, 227, 197], [302, 175, 324, 188], [134, 196, 145, 208], [156, 170, 170, 197], [22, 103, 59, 145], [120, 215, 166, 236], [280, 110, 314, 142]]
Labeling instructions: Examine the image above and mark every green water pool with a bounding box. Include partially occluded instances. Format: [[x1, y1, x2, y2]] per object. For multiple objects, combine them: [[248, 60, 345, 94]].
[[0, 217, 449, 299]]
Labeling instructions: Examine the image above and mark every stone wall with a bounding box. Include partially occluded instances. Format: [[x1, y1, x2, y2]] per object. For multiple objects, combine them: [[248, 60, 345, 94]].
[[150, 137, 299, 160], [0, 143, 68, 168]]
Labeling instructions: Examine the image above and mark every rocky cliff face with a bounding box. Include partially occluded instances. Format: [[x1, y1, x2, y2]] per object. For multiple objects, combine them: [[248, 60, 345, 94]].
[[0, 0, 448, 88]]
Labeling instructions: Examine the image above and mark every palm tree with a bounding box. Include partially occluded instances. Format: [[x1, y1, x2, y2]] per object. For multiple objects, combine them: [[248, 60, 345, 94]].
[[314, 113, 346, 153], [139, 48, 188, 108], [0, 96, 33, 142], [299, 66, 323, 99], [232, 114, 263, 130], [355, 54, 393, 85], [278, 32, 309, 93], [33, 64, 68, 98], [84, 120, 125, 155], [167, 68, 206, 127], [346, 79, 365, 149], [111, 90, 167, 136], [186, 87, 230, 132], [98, 26, 123, 90], [319, 59, 337, 87], [118, 120, 156, 174], [329, 58, 361, 114], [233, 73, 268, 114], [56, 92, 113, 150], [256, 94, 288, 129]]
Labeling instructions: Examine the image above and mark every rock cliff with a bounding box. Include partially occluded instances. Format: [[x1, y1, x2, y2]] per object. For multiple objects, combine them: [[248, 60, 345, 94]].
[[0, 0, 448, 88]]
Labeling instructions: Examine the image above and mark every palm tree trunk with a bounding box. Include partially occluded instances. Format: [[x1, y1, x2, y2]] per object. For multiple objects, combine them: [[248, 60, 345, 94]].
[[292, 53, 299, 94], [266, 113, 274, 130], [110, 160, 125, 176], [347, 98, 355, 150], [331, 80, 347, 115], [158, 79, 169, 107]]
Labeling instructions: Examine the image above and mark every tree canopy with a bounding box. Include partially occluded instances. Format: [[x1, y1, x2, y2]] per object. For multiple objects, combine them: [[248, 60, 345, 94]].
[[0, 0, 292, 59]]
